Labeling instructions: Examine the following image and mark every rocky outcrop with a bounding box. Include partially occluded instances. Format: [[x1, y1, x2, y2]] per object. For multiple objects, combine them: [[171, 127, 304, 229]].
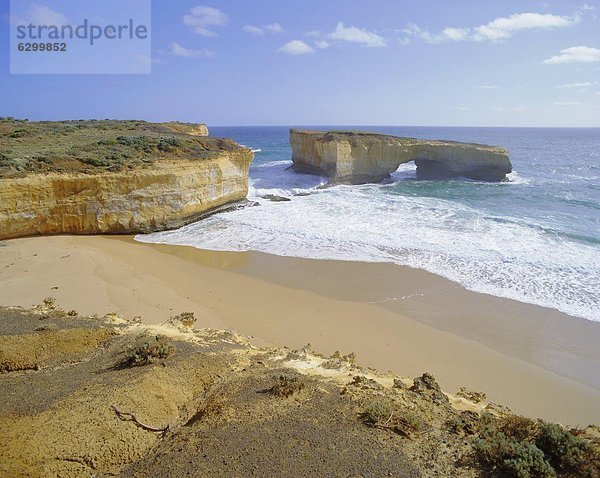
[[163, 122, 209, 136], [0, 152, 253, 240], [290, 129, 511, 183], [0, 119, 253, 240]]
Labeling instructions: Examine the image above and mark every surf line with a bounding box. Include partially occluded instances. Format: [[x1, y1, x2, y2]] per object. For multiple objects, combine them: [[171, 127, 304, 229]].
[[367, 284, 461, 304]]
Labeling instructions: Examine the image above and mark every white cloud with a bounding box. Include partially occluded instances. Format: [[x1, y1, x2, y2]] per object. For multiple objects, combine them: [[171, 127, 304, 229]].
[[402, 11, 580, 44], [278, 40, 314, 55], [512, 105, 528, 111], [243, 22, 284, 35], [472, 12, 577, 41], [264, 23, 284, 33], [442, 27, 469, 41], [556, 81, 599, 88], [400, 23, 442, 44], [243, 25, 264, 35], [306, 24, 386, 48], [169, 42, 215, 58], [479, 85, 498, 89], [543, 46, 600, 64], [135, 54, 165, 65], [183, 6, 228, 37], [329, 22, 386, 47], [456, 106, 470, 111], [22, 4, 68, 25], [553, 101, 581, 105]]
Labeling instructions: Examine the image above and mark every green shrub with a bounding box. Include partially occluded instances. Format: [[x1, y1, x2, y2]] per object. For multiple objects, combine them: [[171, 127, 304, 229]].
[[361, 401, 427, 437], [157, 136, 181, 152], [115, 135, 155, 152], [474, 429, 555, 478], [125, 335, 174, 367], [500, 415, 539, 442], [362, 401, 393, 426], [473, 414, 600, 477], [9, 129, 28, 138], [80, 157, 110, 167], [395, 411, 427, 435], [536, 422, 599, 477], [104, 151, 125, 161], [116, 135, 142, 147], [97, 139, 117, 146]]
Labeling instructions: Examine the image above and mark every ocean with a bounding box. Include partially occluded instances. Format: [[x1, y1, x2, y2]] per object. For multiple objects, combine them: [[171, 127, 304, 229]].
[[136, 126, 600, 322]]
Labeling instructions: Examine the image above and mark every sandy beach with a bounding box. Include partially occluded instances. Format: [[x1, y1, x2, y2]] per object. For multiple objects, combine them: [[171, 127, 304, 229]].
[[0, 234, 598, 425]]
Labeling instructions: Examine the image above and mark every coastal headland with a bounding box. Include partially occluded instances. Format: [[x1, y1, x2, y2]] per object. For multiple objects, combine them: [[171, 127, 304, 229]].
[[0, 119, 253, 240], [1, 119, 598, 477]]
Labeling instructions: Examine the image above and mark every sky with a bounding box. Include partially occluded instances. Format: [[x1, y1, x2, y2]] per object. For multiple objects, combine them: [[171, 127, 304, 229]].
[[1, 0, 599, 126]]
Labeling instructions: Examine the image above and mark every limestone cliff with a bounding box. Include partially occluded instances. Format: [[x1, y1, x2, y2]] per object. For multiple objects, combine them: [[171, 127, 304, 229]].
[[163, 122, 209, 136], [0, 119, 252, 240], [0, 153, 252, 240], [290, 129, 512, 183]]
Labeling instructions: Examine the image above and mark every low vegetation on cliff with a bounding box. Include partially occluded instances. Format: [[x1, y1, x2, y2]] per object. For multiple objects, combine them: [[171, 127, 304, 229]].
[[124, 334, 175, 367], [0, 302, 598, 477], [0, 118, 254, 239], [0, 118, 238, 178]]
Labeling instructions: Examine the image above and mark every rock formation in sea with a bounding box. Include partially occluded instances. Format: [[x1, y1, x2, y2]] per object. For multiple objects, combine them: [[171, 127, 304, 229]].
[[0, 119, 253, 240], [290, 129, 512, 184]]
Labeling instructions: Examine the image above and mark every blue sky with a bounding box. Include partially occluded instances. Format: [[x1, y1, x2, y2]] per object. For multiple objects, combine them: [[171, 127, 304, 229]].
[[1, 0, 599, 126]]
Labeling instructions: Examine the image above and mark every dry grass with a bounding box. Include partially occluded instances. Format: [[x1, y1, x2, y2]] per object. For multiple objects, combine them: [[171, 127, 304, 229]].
[[361, 401, 428, 438], [124, 335, 175, 367]]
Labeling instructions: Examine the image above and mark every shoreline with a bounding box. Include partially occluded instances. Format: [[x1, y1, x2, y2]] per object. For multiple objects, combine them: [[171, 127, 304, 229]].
[[1, 234, 598, 425]]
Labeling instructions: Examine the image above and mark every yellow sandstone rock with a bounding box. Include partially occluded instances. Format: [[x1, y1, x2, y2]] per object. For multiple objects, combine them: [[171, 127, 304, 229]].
[[0, 151, 252, 240], [290, 129, 511, 183]]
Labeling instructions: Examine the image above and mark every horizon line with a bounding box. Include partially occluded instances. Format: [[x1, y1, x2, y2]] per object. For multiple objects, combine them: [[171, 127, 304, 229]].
[[3, 116, 599, 129], [209, 124, 600, 129]]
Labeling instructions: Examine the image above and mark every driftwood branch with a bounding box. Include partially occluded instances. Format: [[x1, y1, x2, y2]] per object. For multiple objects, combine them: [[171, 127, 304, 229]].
[[374, 422, 434, 437], [111, 404, 169, 433], [382, 412, 394, 426]]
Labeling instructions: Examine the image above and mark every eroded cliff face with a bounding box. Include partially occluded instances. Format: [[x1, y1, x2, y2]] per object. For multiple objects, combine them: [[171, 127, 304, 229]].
[[0, 150, 253, 240], [290, 129, 511, 183], [163, 122, 209, 136]]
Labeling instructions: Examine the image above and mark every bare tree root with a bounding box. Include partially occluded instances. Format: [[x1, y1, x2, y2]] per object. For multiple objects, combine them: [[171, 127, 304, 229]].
[[110, 404, 170, 434]]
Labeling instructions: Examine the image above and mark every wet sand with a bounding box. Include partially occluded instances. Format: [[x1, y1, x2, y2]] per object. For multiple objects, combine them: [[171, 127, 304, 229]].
[[0, 235, 598, 425]]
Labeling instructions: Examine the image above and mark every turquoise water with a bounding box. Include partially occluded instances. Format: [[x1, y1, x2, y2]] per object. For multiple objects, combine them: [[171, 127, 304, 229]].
[[137, 126, 600, 321]]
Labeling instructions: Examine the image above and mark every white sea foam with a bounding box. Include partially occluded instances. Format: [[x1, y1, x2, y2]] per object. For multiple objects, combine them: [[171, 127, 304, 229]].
[[256, 160, 293, 168], [137, 183, 600, 322], [239, 144, 262, 153], [505, 171, 530, 185]]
